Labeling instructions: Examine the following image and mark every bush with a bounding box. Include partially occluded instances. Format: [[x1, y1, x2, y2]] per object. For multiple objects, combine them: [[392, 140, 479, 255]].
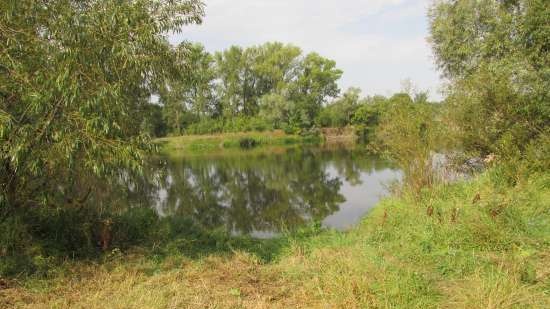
[[0, 205, 164, 276], [0, 216, 35, 276], [490, 130, 550, 185], [238, 137, 259, 149], [112, 208, 159, 247], [283, 124, 300, 135], [375, 96, 444, 196], [299, 127, 322, 144], [352, 102, 384, 143]]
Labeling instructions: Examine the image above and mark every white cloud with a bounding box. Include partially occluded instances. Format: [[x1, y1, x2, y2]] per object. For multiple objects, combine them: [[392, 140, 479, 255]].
[[171, 0, 442, 99]]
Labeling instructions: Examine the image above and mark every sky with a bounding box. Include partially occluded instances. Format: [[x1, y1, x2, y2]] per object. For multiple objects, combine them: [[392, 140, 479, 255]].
[[170, 0, 443, 100]]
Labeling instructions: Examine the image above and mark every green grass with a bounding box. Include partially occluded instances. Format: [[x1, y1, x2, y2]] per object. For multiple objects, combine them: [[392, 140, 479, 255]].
[[155, 130, 322, 157], [3, 171, 549, 308]]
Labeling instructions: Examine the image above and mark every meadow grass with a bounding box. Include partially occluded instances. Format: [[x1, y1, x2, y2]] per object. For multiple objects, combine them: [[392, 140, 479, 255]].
[[2, 171, 549, 308], [154, 130, 321, 157]]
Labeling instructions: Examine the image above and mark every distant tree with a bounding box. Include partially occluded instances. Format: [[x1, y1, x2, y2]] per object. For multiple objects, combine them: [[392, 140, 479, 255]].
[[258, 93, 292, 129], [318, 87, 361, 127], [158, 41, 342, 134], [251, 42, 302, 96], [352, 95, 389, 141], [141, 104, 167, 138], [159, 43, 216, 134], [185, 43, 217, 118], [214, 43, 303, 119], [288, 53, 343, 128], [215, 46, 250, 117]]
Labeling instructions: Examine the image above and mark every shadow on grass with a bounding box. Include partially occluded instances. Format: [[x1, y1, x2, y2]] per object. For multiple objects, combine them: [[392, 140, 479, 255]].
[[146, 217, 323, 263], [0, 206, 323, 277]]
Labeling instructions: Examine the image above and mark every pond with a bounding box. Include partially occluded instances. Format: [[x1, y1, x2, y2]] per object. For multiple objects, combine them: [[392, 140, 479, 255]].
[[129, 146, 401, 238]]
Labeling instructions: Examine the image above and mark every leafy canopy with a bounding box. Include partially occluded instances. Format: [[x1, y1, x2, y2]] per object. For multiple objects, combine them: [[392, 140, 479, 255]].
[[429, 0, 549, 157], [0, 0, 204, 209]]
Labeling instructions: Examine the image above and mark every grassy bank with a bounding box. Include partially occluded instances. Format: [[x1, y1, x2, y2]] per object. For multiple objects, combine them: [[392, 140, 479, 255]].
[[3, 170, 549, 308], [154, 128, 357, 156], [155, 130, 317, 156]]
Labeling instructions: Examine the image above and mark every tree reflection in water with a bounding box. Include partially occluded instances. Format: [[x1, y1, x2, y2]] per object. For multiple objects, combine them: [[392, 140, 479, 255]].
[[132, 146, 400, 237]]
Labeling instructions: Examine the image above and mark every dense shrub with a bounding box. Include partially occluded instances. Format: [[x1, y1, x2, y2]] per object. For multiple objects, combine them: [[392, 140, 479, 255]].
[[430, 0, 550, 177], [375, 95, 444, 195], [238, 137, 259, 149], [316, 88, 361, 128], [352, 104, 382, 142], [0, 205, 166, 276]]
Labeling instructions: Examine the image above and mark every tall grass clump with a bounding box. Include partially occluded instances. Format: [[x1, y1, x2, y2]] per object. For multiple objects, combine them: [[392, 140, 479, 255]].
[[374, 94, 445, 196]]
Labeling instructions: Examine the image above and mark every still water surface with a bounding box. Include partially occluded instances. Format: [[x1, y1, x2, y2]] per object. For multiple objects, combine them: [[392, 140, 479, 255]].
[[140, 146, 400, 238]]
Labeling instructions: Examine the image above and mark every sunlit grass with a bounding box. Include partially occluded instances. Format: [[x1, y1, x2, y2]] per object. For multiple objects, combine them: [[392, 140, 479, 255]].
[[154, 130, 319, 157], [154, 128, 358, 157], [3, 172, 549, 308]]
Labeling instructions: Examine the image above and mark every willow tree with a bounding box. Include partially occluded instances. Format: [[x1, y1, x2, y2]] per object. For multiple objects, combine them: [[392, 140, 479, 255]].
[[429, 0, 549, 159], [0, 0, 204, 213]]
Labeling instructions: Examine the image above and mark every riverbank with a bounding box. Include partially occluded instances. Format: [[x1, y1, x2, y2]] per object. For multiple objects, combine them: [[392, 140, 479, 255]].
[[3, 170, 549, 308], [155, 128, 357, 156]]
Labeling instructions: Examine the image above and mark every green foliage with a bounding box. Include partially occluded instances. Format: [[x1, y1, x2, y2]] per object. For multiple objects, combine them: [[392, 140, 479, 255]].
[[184, 117, 273, 135], [159, 42, 343, 135], [491, 129, 550, 185], [258, 93, 292, 129], [0, 216, 34, 276], [0, 203, 248, 276], [141, 104, 168, 138], [375, 94, 444, 194], [223, 117, 272, 133], [351, 95, 389, 141], [112, 208, 159, 247], [352, 105, 379, 140], [429, 0, 549, 171], [0, 0, 205, 212], [184, 118, 225, 135], [288, 52, 343, 127], [238, 137, 258, 149], [159, 42, 217, 134], [215, 43, 303, 118], [317, 87, 361, 127]]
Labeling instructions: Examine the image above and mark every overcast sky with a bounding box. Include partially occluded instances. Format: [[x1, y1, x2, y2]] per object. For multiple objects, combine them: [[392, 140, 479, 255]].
[[170, 0, 443, 99]]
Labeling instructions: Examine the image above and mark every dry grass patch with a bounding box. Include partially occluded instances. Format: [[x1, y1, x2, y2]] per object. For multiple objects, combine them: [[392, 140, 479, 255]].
[[439, 269, 549, 309], [2, 252, 312, 309]]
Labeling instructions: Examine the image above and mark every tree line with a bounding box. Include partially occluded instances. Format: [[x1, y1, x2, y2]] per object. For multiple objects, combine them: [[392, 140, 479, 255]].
[[151, 42, 343, 136], [146, 41, 437, 138]]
